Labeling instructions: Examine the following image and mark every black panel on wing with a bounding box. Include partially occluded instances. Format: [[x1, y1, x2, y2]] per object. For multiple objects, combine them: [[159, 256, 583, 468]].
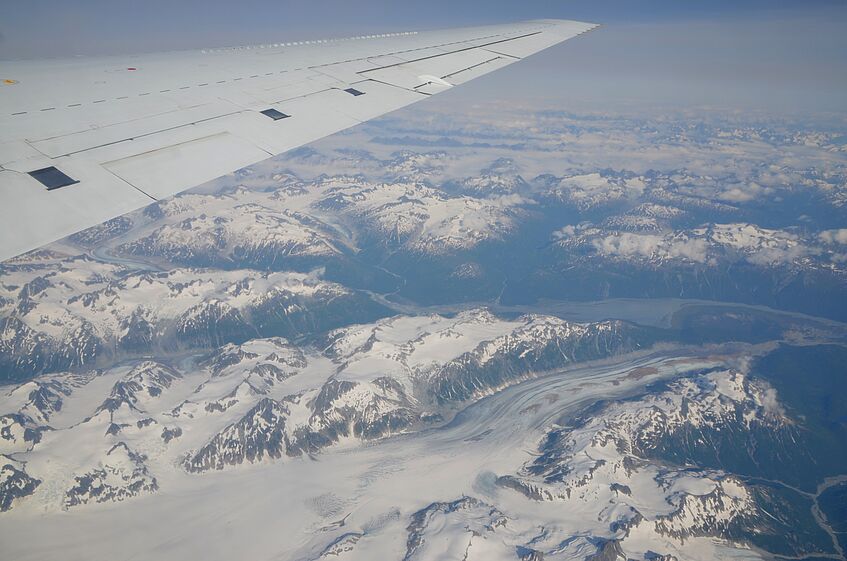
[[28, 167, 79, 190], [260, 108, 291, 121]]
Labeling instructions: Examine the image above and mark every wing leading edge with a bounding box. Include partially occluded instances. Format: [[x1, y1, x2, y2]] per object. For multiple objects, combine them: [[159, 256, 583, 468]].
[[0, 19, 597, 261]]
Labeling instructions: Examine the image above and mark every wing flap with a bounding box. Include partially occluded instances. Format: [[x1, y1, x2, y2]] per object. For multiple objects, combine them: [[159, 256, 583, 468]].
[[359, 48, 508, 91], [413, 57, 515, 95], [103, 132, 271, 199]]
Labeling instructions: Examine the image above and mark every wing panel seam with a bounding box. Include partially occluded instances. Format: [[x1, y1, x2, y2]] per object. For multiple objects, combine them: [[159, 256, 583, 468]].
[[27, 108, 247, 159]]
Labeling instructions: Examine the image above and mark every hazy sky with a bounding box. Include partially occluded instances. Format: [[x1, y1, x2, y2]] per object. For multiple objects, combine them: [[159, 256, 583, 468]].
[[1, 0, 845, 114]]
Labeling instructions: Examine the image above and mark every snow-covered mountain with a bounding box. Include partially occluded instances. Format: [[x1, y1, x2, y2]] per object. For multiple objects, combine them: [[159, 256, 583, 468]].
[[0, 308, 651, 505], [35, 126, 847, 322], [0, 413, 48, 454], [554, 221, 830, 269], [482, 369, 836, 559], [2, 103, 847, 560], [184, 310, 648, 473], [323, 309, 650, 404], [96, 361, 182, 415], [531, 219, 847, 320], [453, 158, 529, 197], [0, 259, 387, 381], [314, 176, 522, 254], [374, 367, 837, 561], [542, 171, 646, 211], [122, 205, 342, 267], [0, 456, 41, 512], [69, 168, 528, 271], [64, 442, 158, 508], [0, 320, 843, 560]]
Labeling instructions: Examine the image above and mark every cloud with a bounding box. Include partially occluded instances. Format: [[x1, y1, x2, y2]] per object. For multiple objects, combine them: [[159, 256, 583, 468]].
[[704, 223, 812, 266], [819, 229, 847, 244], [745, 246, 810, 266], [585, 223, 821, 267], [492, 193, 532, 207], [718, 182, 768, 203], [552, 225, 578, 240], [592, 232, 709, 263]]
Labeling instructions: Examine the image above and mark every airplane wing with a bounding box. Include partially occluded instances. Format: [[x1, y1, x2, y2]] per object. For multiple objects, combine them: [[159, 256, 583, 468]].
[[0, 19, 597, 261]]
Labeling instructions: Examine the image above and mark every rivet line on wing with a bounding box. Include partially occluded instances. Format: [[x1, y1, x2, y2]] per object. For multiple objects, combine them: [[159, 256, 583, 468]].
[[198, 31, 420, 54]]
